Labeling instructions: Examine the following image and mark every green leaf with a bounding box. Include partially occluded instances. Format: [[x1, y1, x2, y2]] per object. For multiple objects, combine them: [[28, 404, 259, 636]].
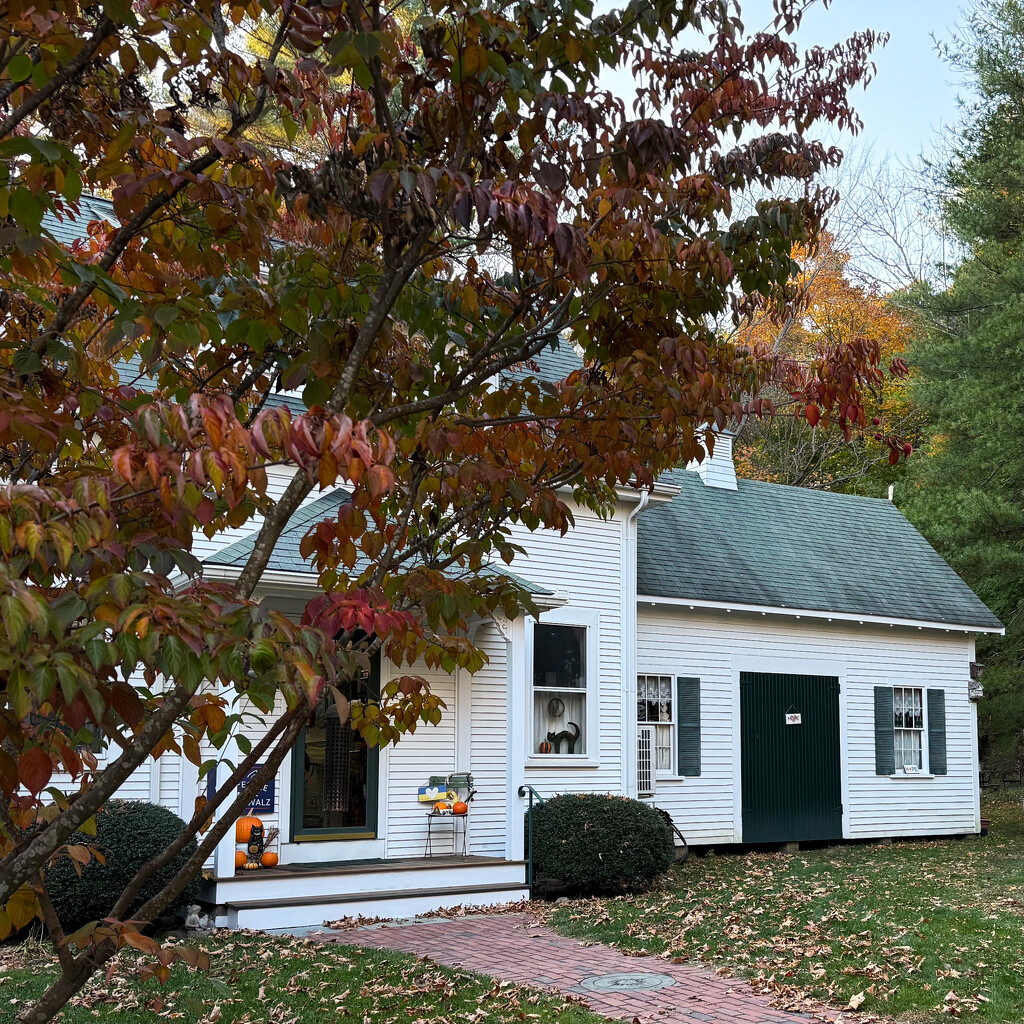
[[12, 349, 41, 375], [7, 54, 33, 82]]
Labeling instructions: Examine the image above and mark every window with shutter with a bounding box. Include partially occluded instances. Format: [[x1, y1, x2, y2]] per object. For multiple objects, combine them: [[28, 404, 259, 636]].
[[676, 676, 701, 777]]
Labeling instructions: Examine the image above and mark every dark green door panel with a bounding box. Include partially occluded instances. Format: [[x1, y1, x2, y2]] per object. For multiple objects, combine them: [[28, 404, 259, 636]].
[[740, 673, 843, 843]]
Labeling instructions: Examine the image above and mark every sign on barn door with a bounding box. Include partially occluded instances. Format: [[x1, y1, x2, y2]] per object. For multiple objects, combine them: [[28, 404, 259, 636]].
[[740, 673, 842, 843]]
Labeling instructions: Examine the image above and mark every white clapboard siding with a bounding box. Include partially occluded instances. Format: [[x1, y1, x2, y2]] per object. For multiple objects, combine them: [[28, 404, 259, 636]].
[[637, 607, 979, 843], [505, 503, 627, 797], [383, 661, 457, 858], [468, 622, 509, 858]]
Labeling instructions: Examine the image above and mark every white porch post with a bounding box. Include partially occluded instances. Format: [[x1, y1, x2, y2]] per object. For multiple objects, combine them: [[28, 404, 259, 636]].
[[213, 689, 241, 878], [504, 614, 527, 862]]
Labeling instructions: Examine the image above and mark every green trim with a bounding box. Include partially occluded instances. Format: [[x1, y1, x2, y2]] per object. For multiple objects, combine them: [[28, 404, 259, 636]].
[[290, 656, 381, 843], [289, 727, 379, 842]]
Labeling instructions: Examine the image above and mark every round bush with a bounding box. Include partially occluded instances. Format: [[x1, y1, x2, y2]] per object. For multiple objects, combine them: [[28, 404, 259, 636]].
[[46, 800, 200, 933], [528, 793, 675, 895]]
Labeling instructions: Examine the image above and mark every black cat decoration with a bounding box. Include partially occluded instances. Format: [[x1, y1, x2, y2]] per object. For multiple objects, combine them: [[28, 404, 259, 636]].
[[246, 823, 265, 867], [546, 721, 580, 754]]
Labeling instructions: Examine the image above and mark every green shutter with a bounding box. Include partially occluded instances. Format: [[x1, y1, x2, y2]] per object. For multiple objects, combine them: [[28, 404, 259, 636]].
[[676, 676, 701, 777], [873, 686, 895, 775], [927, 688, 947, 775]]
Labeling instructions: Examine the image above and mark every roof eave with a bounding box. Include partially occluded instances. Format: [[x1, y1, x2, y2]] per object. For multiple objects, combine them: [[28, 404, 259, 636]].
[[638, 593, 1005, 635], [200, 563, 565, 609]]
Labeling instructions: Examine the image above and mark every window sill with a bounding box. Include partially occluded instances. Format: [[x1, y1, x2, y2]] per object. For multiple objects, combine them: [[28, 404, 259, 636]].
[[526, 756, 600, 769], [888, 772, 936, 779]]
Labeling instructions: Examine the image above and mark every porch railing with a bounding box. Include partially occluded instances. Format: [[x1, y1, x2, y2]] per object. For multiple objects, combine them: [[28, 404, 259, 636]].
[[518, 784, 545, 891]]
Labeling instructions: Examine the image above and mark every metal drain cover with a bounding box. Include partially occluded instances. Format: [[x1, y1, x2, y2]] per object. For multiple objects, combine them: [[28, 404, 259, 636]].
[[578, 972, 676, 992]]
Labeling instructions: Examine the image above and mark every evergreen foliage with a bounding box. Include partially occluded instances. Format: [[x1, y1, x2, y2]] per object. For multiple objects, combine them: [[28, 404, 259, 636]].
[[529, 794, 675, 895], [45, 801, 200, 934], [901, 0, 1024, 762]]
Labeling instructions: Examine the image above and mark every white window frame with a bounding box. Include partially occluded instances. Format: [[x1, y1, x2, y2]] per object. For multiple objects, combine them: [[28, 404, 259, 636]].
[[636, 673, 676, 778], [525, 606, 600, 767], [893, 685, 926, 773]]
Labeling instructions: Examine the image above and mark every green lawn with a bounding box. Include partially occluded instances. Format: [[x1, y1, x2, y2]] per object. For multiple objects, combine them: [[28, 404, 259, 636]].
[[0, 934, 604, 1024], [544, 794, 1024, 1022]]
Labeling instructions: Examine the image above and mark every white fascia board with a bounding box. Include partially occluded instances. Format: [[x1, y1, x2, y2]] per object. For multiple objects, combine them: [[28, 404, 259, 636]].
[[554, 482, 679, 506], [200, 564, 320, 590], [200, 563, 564, 608], [637, 593, 1005, 635]]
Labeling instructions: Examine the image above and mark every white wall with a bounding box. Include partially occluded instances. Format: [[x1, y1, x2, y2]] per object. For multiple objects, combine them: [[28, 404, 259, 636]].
[[637, 606, 980, 843], [467, 622, 511, 858], [505, 502, 630, 799]]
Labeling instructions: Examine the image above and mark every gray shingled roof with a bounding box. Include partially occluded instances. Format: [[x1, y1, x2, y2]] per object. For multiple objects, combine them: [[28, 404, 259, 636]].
[[638, 470, 1002, 629], [44, 194, 116, 248], [204, 488, 553, 596], [502, 339, 585, 384]]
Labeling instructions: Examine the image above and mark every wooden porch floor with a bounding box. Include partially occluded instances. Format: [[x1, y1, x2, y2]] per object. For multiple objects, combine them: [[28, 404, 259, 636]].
[[210, 854, 515, 884]]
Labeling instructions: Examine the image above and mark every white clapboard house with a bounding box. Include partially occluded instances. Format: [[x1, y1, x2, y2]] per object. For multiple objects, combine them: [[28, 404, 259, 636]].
[[46, 201, 1003, 931]]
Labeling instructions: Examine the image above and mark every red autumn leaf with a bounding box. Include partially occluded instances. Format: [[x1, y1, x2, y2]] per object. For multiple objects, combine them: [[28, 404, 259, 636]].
[[18, 747, 53, 795]]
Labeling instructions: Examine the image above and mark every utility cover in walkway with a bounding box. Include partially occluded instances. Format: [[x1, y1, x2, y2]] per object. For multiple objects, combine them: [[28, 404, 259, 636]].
[[578, 972, 676, 992]]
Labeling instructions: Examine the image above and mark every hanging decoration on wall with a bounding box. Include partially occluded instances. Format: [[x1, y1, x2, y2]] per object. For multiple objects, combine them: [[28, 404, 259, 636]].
[[546, 721, 581, 754], [547, 697, 565, 718]]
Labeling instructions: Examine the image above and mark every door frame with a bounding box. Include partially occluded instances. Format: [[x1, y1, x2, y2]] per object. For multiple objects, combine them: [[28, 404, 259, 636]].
[[731, 655, 849, 841], [289, 653, 383, 843]]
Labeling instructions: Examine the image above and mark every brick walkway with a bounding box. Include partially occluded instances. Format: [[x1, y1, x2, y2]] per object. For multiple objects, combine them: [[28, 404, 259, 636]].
[[324, 913, 844, 1024]]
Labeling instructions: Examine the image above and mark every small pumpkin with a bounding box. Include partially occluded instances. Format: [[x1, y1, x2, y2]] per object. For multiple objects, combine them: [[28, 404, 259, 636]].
[[235, 814, 263, 843], [538, 740, 553, 754], [260, 851, 279, 868], [234, 850, 247, 869], [433, 801, 449, 814], [452, 801, 468, 815]]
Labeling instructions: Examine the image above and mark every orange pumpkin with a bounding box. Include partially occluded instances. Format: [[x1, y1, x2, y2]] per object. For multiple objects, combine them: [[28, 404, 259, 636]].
[[234, 850, 247, 869], [433, 801, 449, 814], [260, 851, 279, 868], [452, 801, 468, 815], [235, 815, 263, 843]]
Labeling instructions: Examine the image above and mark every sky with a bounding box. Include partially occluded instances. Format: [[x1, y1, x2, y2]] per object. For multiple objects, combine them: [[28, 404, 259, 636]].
[[740, 0, 969, 165], [600, 0, 972, 168]]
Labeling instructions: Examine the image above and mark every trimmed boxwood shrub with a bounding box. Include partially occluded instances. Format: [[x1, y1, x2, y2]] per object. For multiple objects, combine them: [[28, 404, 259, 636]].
[[528, 793, 674, 895], [46, 800, 200, 933]]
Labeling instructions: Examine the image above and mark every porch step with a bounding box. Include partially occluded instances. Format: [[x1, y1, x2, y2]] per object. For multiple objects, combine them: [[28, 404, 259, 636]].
[[222, 880, 531, 932], [205, 856, 525, 903]]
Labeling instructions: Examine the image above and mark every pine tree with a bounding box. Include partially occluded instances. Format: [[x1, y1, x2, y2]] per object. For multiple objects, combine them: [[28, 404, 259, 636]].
[[901, 0, 1024, 765]]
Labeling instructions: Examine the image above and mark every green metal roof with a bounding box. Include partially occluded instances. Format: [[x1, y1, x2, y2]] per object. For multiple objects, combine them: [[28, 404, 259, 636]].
[[204, 489, 553, 597], [638, 470, 1003, 630]]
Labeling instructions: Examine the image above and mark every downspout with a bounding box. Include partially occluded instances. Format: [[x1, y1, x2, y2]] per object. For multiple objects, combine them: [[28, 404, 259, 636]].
[[622, 490, 651, 798]]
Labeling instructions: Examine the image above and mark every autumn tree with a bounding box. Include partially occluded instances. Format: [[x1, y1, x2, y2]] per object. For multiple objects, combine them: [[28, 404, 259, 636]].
[[734, 233, 918, 490], [1, 0, 900, 1019]]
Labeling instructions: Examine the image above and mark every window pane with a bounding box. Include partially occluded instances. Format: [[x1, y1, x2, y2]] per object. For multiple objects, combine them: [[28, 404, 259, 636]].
[[533, 689, 586, 754], [655, 724, 672, 771], [534, 624, 586, 688]]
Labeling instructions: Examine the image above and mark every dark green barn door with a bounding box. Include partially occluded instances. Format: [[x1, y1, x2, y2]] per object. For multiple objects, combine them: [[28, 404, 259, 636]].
[[740, 673, 842, 843]]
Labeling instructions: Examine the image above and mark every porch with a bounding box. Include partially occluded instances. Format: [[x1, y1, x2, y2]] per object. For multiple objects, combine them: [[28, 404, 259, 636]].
[[201, 854, 529, 932]]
